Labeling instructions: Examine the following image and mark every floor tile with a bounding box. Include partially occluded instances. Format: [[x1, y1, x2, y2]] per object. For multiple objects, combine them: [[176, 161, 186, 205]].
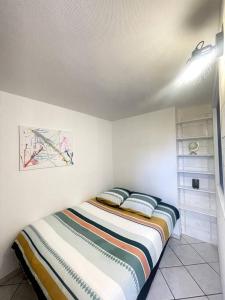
[[172, 244, 204, 265], [0, 271, 26, 286], [0, 284, 19, 300], [208, 294, 223, 300], [186, 264, 222, 295], [12, 282, 38, 300], [168, 237, 188, 249], [146, 270, 174, 300], [182, 296, 208, 300], [209, 262, 221, 274], [161, 266, 204, 299], [191, 243, 219, 263], [159, 247, 182, 268], [182, 234, 204, 244]]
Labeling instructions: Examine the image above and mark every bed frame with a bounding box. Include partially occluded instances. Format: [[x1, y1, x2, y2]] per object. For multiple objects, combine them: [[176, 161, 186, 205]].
[[12, 241, 168, 300]]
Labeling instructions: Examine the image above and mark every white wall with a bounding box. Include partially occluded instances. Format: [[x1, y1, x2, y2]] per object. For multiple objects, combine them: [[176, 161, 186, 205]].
[[112, 107, 178, 207], [216, 187, 225, 297], [216, 1, 225, 297], [0, 91, 113, 279], [214, 107, 225, 296]]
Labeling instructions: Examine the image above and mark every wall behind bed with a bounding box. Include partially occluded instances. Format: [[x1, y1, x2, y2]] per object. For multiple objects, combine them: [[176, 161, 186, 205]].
[[216, 0, 225, 293], [112, 107, 179, 226], [0, 91, 113, 279]]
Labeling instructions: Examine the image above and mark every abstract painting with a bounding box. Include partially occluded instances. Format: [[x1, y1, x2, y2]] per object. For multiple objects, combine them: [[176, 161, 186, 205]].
[[19, 126, 74, 170]]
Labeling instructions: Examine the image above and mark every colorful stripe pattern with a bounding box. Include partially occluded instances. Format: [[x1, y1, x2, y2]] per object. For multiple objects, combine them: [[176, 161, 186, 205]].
[[14, 199, 179, 300], [96, 187, 130, 206], [120, 192, 161, 218]]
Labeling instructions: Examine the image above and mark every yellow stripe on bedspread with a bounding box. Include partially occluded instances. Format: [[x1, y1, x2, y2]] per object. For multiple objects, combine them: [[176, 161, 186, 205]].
[[16, 233, 67, 300]]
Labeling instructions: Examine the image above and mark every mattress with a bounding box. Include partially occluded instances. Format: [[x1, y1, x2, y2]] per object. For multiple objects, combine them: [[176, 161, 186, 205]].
[[13, 199, 179, 300]]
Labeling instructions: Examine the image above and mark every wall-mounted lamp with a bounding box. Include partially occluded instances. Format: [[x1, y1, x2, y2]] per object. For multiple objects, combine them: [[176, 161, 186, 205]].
[[191, 30, 223, 61], [177, 28, 224, 84]]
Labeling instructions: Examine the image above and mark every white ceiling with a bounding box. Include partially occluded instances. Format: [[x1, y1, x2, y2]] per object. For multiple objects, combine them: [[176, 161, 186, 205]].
[[0, 0, 221, 120]]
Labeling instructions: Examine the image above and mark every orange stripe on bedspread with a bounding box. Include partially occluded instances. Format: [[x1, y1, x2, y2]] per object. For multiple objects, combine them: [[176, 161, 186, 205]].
[[16, 233, 67, 300], [87, 199, 169, 243], [63, 209, 151, 279]]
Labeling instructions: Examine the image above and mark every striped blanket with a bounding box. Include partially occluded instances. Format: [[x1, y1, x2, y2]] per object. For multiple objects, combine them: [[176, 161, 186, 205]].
[[14, 199, 179, 300]]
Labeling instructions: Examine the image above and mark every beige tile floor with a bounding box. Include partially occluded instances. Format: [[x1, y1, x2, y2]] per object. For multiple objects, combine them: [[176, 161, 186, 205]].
[[147, 235, 223, 300], [0, 235, 223, 300]]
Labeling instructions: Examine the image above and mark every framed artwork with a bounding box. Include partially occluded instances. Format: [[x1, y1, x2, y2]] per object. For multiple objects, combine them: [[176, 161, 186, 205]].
[[19, 126, 74, 171]]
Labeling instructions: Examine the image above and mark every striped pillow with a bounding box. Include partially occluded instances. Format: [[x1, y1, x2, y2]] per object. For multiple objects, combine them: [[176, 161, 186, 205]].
[[96, 187, 130, 206], [120, 192, 161, 218]]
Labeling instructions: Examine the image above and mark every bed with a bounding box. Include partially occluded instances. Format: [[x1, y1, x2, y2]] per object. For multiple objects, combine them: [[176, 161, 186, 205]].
[[12, 198, 179, 300]]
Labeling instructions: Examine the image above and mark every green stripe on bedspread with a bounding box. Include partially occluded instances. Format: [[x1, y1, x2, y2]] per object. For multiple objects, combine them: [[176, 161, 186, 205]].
[[154, 202, 179, 227], [55, 210, 147, 289], [68, 208, 154, 270], [46, 215, 138, 296]]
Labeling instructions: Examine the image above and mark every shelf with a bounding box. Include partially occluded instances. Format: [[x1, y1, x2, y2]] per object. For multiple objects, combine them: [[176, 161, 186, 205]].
[[177, 136, 213, 141], [176, 116, 212, 125], [178, 186, 216, 194], [179, 205, 217, 218], [177, 170, 215, 176], [177, 154, 214, 158]]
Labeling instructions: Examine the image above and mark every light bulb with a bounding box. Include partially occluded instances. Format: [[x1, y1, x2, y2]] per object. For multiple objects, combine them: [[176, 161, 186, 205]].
[[176, 49, 216, 85]]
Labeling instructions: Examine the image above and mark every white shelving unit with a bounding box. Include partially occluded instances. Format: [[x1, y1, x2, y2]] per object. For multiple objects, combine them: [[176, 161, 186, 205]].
[[179, 205, 217, 218], [177, 170, 215, 175], [177, 136, 213, 141], [176, 105, 217, 244], [177, 154, 214, 157], [176, 116, 213, 125], [178, 186, 216, 194]]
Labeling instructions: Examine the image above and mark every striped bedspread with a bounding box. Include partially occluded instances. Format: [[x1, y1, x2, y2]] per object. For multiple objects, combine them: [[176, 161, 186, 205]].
[[14, 199, 179, 300]]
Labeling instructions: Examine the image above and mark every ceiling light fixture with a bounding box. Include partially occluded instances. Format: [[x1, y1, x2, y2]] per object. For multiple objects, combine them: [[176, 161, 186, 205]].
[[177, 28, 224, 84]]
